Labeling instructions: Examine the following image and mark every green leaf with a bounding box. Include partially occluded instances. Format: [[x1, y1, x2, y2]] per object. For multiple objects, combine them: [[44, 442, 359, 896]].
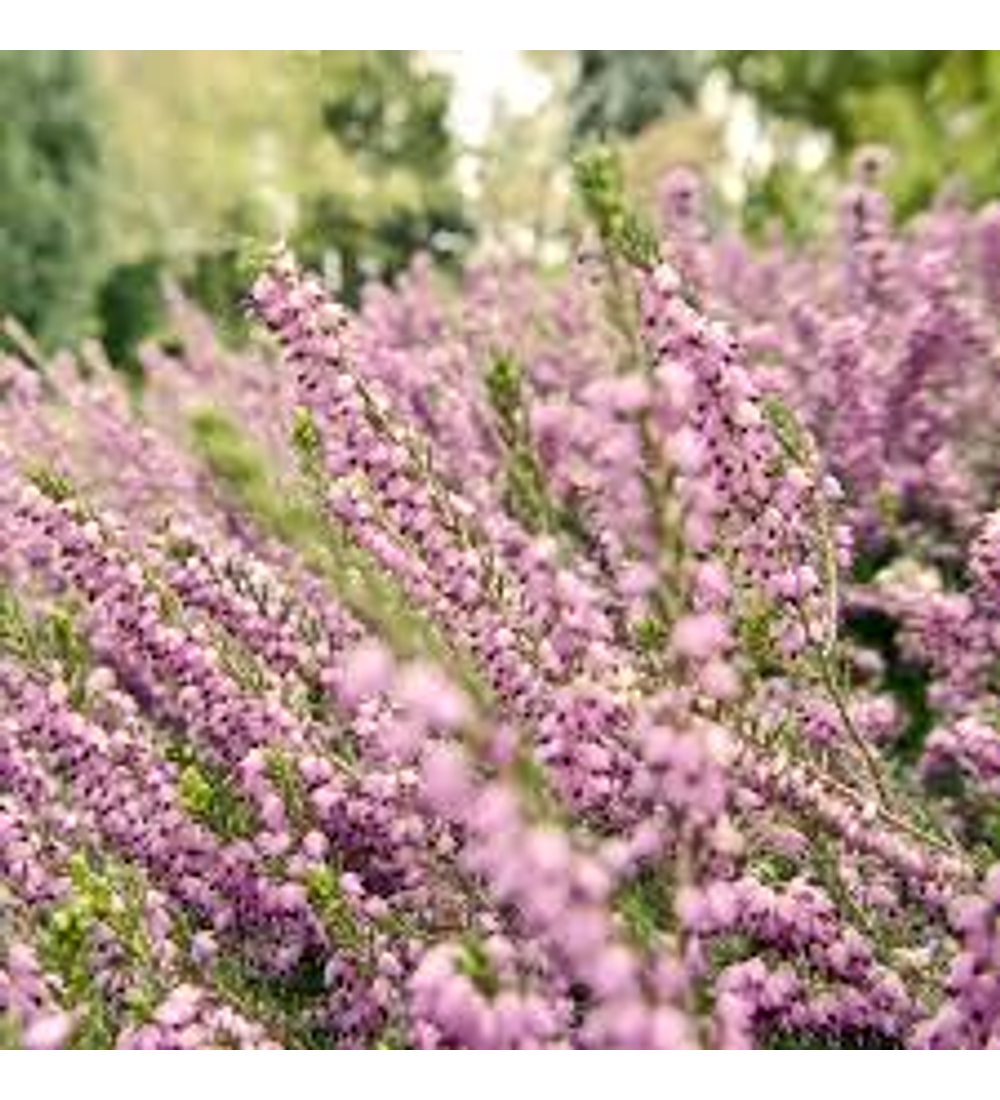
[[456, 936, 500, 998], [760, 395, 814, 466], [178, 756, 258, 840], [573, 144, 660, 268], [615, 866, 673, 949], [24, 464, 77, 503]]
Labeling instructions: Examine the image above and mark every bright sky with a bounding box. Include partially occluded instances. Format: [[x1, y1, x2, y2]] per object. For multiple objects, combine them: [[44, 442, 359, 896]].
[[430, 51, 553, 146]]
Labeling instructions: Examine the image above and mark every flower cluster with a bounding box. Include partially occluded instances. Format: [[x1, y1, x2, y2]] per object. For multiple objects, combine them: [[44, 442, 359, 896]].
[[0, 159, 997, 1048]]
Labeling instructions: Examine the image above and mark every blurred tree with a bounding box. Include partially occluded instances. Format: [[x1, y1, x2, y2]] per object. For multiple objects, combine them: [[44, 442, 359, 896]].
[[719, 53, 941, 150], [568, 52, 709, 143], [94, 50, 469, 358], [720, 51, 1000, 214], [0, 52, 105, 350], [293, 52, 470, 299], [96, 53, 302, 264], [317, 52, 453, 175], [95, 52, 310, 354], [566, 51, 1000, 234], [96, 256, 167, 376]]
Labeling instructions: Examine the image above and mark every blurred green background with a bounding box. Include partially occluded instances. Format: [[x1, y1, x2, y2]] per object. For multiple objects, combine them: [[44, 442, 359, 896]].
[[2, 50, 1000, 363]]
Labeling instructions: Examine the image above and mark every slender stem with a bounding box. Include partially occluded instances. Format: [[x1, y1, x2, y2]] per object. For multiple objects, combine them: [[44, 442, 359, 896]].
[[792, 576, 892, 807], [740, 735, 970, 866], [815, 639, 892, 806]]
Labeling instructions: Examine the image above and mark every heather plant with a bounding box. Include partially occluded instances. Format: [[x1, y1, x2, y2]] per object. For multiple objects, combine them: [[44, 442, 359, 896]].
[[0, 149, 997, 1049]]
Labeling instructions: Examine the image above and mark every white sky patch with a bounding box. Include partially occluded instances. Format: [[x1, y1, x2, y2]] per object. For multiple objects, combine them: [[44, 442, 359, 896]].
[[429, 51, 553, 148]]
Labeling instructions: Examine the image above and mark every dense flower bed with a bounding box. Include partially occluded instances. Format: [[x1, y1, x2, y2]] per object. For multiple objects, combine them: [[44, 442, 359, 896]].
[[0, 154, 997, 1048]]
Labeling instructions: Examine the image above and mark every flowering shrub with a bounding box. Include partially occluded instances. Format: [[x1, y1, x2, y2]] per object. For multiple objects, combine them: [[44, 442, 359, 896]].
[[0, 150, 997, 1049]]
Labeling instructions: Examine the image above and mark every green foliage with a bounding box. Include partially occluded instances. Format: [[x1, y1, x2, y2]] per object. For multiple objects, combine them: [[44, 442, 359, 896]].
[[845, 606, 935, 767], [456, 936, 500, 998], [0, 52, 105, 350], [189, 406, 321, 550], [0, 1014, 23, 1050], [293, 185, 469, 307], [38, 852, 163, 1046], [86, 52, 469, 344], [264, 748, 311, 833], [569, 52, 708, 142], [177, 756, 258, 841], [303, 867, 365, 953], [568, 52, 1000, 233], [721, 51, 1000, 214], [214, 628, 271, 695], [317, 52, 453, 176], [288, 52, 471, 304], [741, 159, 830, 243], [720, 53, 941, 149], [181, 243, 255, 348], [23, 463, 77, 503], [0, 585, 91, 706], [290, 406, 324, 474], [736, 593, 783, 675], [485, 352, 562, 537], [509, 750, 564, 824], [632, 614, 668, 654], [373, 1026, 408, 1049], [615, 867, 674, 950], [573, 145, 660, 268], [190, 408, 271, 496], [760, 395, 815, 467], [211, 949, 331, 1048], [97, 255, 166, 372]]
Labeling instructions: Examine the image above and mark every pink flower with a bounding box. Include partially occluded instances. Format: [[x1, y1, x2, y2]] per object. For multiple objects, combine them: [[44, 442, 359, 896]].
[[22, 1012, 74, 1050], [339, 640, 394, 706], [397, 662, 472, 731], [671, 612, 730, 662], [421, 744, 473, 819]]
